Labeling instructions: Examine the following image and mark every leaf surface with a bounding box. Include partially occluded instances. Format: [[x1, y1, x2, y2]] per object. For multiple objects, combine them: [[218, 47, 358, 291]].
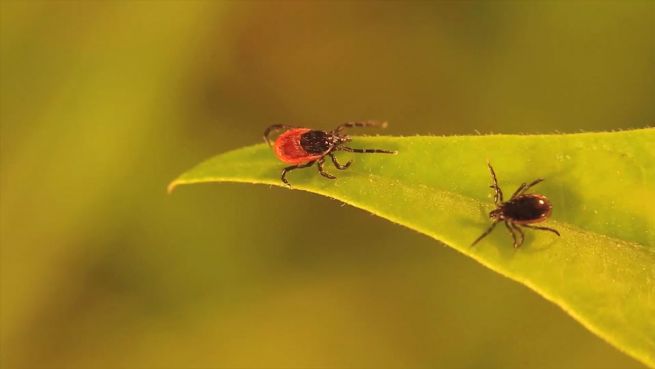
[[169, 128, 655, 367]]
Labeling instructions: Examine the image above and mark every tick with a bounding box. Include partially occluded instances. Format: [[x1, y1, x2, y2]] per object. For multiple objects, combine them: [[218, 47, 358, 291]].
[[471, 162, 560, 248], [264, 121, 396, 186]]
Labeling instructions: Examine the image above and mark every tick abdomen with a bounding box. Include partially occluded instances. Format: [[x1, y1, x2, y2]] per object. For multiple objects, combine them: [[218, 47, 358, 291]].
[[274, 128, 323, 164], [502, 194, 552, 224]]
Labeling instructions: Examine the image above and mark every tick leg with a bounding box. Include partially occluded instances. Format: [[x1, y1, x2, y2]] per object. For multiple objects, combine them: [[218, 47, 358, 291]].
[[504, 221, 519, 248], [471, 221, 499, 246], [317, 157, 336, 179], [509, 178, 545, 199], [522, 224, 561, 237], [329, 152, 352, 170], [264, 124, 294, 146], [342, 146, 396, 154], [487, 162, 503, 205], [281, 161, 315, 187], [510, 222, 525, 247], [510, 183, 527, 200], [333, 120, 388, 134], [512, 178, 544, 198]]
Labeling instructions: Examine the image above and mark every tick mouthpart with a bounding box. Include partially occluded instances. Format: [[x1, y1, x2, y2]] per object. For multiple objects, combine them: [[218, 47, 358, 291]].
[[489, 208, 503, 220]]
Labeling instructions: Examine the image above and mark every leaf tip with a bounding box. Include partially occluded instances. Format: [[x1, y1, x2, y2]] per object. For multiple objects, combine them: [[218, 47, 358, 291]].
[[166, 180, 180, 195]]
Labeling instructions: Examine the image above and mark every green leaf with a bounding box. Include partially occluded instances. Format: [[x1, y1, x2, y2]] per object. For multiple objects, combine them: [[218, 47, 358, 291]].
[[169, 128, 655, 367]]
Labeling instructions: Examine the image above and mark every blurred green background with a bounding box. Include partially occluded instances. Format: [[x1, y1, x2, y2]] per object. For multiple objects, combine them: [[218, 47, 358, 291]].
[[1, 1, 653, 368]]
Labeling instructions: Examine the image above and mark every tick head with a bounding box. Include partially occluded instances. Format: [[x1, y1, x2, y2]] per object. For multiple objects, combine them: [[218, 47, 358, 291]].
[[489, 208, 504, 220], [329, 132, 351, 147]]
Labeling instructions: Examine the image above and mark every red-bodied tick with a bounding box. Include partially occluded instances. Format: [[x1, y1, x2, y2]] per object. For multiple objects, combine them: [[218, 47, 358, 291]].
[[264, 121, 396, 186], [471, 162, 560, 248]]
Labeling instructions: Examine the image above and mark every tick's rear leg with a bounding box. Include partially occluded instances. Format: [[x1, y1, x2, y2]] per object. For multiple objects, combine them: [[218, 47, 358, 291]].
[[281, 161, 315, 186], [522, 224, 561, 237], [317, 157, 336, 179], [329, 153, 352, 170]]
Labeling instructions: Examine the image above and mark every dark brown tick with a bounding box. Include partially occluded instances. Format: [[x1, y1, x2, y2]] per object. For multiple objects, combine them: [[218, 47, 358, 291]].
[[471, 162, 560, 248]]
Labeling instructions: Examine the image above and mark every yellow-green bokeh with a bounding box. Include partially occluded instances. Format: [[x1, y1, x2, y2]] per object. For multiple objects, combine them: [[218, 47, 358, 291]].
[[1, 2, 653, 368]]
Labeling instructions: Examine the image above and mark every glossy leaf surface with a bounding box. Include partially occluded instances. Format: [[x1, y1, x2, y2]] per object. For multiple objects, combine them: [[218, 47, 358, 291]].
[[170, 128, 655, 367]]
